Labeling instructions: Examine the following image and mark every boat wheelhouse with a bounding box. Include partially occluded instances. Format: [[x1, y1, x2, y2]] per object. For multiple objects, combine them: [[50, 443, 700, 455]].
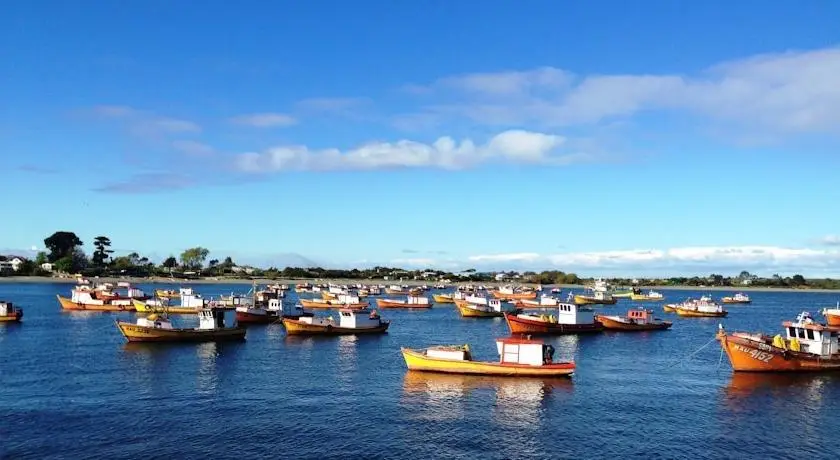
[[0, 300, 23, 322], [505, 302, 603, 335]]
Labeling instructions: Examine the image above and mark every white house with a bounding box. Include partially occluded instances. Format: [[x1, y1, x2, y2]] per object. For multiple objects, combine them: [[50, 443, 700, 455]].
[[40, 262, 54, 272], [494, 273, 508, 282], [0, 257, 25, 272]]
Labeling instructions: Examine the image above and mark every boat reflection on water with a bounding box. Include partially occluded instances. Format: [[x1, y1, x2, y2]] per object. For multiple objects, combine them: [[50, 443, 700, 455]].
[[195, 342, 220, 395], [724, 372, 839, 400], [402, 371, 572, 422]]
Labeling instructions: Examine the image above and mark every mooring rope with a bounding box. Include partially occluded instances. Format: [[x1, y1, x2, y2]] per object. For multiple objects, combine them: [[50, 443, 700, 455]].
[[666, 334, 719, 369]]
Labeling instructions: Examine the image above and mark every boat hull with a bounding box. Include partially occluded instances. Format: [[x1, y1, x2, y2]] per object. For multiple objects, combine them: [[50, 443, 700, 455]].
[[722, 299, 751, 304], [595, 315, 672, 331], [504, 313, 604, 335], [0, 310, 23, 322], [282, 319, 390, 336], [491, 291, 537, 300], [456, 303, 503, 318], [719, 333, 840, 372], [299, 299, 369, 309], [823, 311, 840, 327], [630, 295, 664, 302], [401, 348, 574, 377], [376, 299, 431, 309], [432, 294, 455, 304], [57, 295, 135, 312], [675, 308, 728, 318], [662, 304, 677, 312], [115, 321, 246, 343], [133, 299, 198, 315], [574, 295, 617, 305]]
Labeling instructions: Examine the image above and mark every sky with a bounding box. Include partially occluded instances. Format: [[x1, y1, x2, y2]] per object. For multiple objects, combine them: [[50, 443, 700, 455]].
[[3, 0, 840, 276]]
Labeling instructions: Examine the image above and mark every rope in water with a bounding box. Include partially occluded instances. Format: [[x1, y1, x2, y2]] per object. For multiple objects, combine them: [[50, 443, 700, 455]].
[[666, 334, 720, 369]]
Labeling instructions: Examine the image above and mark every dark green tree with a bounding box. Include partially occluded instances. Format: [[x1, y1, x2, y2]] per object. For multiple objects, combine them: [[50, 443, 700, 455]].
[[44, 231, 83, 262], [92, 236, 114, 266]]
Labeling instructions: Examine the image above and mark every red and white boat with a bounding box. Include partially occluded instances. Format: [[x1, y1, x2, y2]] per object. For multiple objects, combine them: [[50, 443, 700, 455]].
[[595, 308, 672, 331], [504, 302, 603, 335], [376, 295, 432, 309], [236, 298, 312, 324], [718, 311, 840, 372]]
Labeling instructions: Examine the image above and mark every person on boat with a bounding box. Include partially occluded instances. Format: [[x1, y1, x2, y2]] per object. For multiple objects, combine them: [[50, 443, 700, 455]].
[[543, 344, 555, 364]]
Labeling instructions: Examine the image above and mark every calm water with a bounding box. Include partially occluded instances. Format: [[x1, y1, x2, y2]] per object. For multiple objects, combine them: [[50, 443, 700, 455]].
[[3, 283, 840, 459]]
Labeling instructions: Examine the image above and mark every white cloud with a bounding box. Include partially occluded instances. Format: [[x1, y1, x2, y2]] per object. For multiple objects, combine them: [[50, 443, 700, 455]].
[[234, 129, 573, 173], [820, 235, 840, 246], [230, 112, 297, 127], [403, 47, 840, 135], [88, 105, 201, 136], [467, 246, 840, 276]]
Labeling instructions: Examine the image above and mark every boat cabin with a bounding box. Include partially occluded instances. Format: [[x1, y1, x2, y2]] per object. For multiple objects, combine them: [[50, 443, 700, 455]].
[[406, 295, 430, 306], [180, 289, 207, 308], [487, 299, 503, 312], [137, 313, 173, 329], [554, 303, 595, 324], [495, 338, 556, 366], [337, 309, 381, 328], [627, 309, 654, 323], [198, 308, 229, 330], [465, 294, 487, 305], [337, 294, 362, 305], [782, 312, 840, 356], [426, 345, 472, 361], [1, 301, 18, 316]]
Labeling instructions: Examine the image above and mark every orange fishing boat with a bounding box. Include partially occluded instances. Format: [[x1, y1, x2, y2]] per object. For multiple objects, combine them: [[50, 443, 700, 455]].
[[57, 286, 139, 312], [822, 303, 840, 327], [595, 309, 672, 331], [491, 286, 537, 300], [718, 311, 840, 372], [376, 295, 432, 309], [0, 301, 23, 322], [504, 302, 604, 335], [282, 308, 389, 335], [298, 298, 369, 309]]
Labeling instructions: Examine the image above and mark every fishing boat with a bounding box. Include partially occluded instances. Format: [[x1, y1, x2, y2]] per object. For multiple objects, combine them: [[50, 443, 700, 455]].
[[155, 289, 180, 299], [517, 294, 561, 308], [717, 312, 840, 372], [455, 298, 516, 318], [432, 293, 455, 304], [282, 308, 390, 335], [0, 300, 23, 322], [573, 290, 617, 305], [236, 298, 312, 324], [376, 295, 432, 309], [674, 297, 727, 318], [115, 307, 246, 343], [401, 337, 575, 377], [612, 289, 633, 298], [298, 297, 369, 309], [629, 288, 665, 302], [491, 286, 537, 300], [133, 299, 198, 315], [57, 285, 147, 311], [385, 285, 409, 295], [722, 292, 752, 304], [504, 302, 604, 335], [595, 308, 672, 331], [822, 303, 840, 327]]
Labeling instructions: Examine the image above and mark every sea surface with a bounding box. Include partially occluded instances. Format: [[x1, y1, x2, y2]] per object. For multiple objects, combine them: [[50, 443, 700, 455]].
[[2, 283, 840, 459]]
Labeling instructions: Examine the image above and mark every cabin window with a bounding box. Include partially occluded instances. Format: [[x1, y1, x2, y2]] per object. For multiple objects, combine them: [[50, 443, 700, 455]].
[[806, 329, 815, 340], [797, 329, 806, 339], [788, 327, 796, 337]]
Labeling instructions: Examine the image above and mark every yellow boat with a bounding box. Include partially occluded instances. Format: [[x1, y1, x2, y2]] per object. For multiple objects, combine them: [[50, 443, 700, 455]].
[[401, 338, 575, 377], [282, 309, 389, 335], [455, 299, 504, 318], [115, 308, 246, 343], [155, 289, 180, 299], [132, 299, 199, 315], [433, 293, 455, 304], [662, 303, 678, 312], [573, 293, 617, 305], [630, 290, 665, 302], [612, 290, 633, 298]]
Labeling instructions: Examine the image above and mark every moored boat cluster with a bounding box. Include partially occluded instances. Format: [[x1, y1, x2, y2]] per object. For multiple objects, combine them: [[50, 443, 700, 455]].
[[7, 277, 840, 377]]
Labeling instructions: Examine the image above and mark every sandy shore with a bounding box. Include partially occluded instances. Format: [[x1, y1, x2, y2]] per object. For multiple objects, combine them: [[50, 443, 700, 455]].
[[1, 275, 838, 293]]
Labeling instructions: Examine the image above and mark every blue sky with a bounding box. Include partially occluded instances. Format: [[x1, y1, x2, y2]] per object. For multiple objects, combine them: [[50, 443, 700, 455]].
[[3, 1, 840, 276]]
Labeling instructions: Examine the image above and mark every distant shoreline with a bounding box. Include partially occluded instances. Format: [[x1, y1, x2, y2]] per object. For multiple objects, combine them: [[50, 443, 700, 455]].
[[1, 275, 839, 293]]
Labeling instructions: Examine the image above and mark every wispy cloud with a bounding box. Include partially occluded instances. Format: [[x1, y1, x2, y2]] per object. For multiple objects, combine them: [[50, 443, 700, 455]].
[[17, 164, 59, 174], [230, 112, 297, 127], [172, 140, 215, 156], [234, 129, 584, 173], [398, 47, 840, 136], [87, 105, 201, 137], [820, 235, 840, 246], [402, 249, 420, 254], [467, 246, 840, 276], [93, 172, 193, 194], [296, 97, 370, 117]]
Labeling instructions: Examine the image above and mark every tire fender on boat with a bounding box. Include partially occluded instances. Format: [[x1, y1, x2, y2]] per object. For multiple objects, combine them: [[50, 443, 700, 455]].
[[326, 324, 333, 332]]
